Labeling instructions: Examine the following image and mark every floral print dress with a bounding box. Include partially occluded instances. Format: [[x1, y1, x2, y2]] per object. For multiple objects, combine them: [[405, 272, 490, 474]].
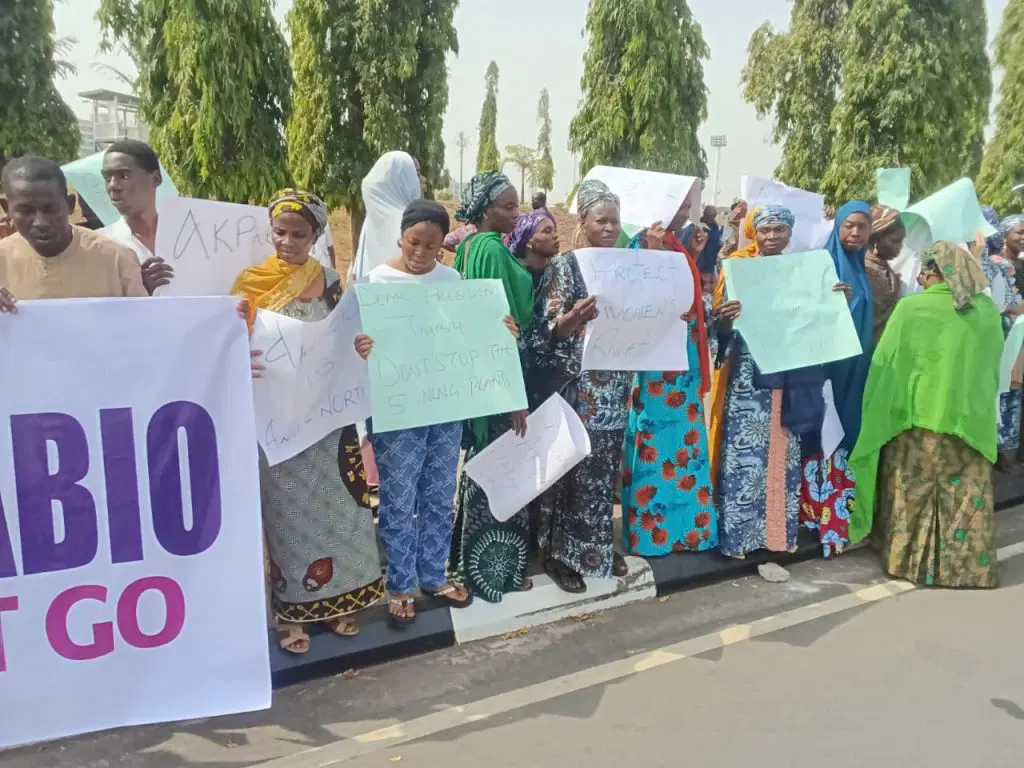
[[621, 317, 718, 556], [533, 252, 632, 578]]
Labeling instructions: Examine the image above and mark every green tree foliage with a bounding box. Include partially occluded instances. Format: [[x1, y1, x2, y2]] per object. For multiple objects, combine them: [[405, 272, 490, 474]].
[[476, 61, 501, 172], [742, 0, 850, 192], [821, 0, 991, 202], [569, 0, 709, 179], [504, 144, 537, 200], [0, 0, 79, 168], [535, 88, 555, 192], [287, 0, 457, 219], [98, 0, 292, 203], [977, 0, 1024, 212]]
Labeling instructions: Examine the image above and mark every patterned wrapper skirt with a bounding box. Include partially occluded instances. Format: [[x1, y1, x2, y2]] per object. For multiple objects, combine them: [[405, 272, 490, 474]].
[[874, 428, 997, 589], [263, 427, 384, 623]]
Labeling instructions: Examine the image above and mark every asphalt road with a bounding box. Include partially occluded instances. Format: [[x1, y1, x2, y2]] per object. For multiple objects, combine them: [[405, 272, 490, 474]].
[[7, 508, 1024, 768]]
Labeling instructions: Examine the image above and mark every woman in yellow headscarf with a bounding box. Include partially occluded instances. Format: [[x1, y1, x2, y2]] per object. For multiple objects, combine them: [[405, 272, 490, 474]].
[[233, 189, 383, 655]]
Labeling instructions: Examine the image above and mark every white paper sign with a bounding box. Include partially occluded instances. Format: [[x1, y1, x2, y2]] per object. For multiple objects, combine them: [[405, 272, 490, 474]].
[[0, 297, 269, 749], [250, 289, 371, 465], [744, 176, 830, 253], [463, 394, 591, 522], [155, 197, 275, 297], [575, 247, 695, 371], [572, 165, 700, 234], [821, 380, 845, 459]]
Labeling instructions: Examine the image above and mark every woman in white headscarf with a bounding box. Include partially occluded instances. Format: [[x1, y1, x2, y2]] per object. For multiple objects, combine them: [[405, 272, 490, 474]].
[[349, 151, 425, 281]]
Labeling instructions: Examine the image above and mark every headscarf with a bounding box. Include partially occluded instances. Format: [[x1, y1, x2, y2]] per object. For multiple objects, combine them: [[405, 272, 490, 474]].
[[233, 187, 328, 325], [576, 179, 620, 219], [823, 200, 873, 451], [508, 209, 555, 258], [455, 171, 514, 224], [752, 205, 795, 230], [400, 199, 450, 236], [871, 204, 902, 236], [921, 241, 988, 312], [268, 188, 329, 237], [999, 214, 1024, 236], [350, 151, 422, 280], [982, 206, 1004, 255]]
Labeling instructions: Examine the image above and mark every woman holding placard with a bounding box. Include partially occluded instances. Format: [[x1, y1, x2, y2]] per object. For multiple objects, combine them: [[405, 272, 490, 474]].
[[710, 206, 846, 559], [621, 223, 719, 558], [355, 200, 521, 624], [449, 171, 536, 603], [799, 201, 872, 557], [233, 189, 383, 654], [531, 179, 633, 592], [850, 241, 1002, 587]]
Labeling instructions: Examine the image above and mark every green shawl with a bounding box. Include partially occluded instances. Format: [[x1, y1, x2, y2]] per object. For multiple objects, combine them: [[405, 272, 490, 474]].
[[454, 231, 534, 330], [848, 283, 1003, 543]]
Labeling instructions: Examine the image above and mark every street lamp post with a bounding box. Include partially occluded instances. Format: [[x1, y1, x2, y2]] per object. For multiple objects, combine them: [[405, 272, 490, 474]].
[[710, 134, 727, 208]]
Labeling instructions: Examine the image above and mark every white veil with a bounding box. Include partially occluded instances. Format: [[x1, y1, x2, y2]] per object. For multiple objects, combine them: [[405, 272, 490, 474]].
[[349, 151, 422, 280]]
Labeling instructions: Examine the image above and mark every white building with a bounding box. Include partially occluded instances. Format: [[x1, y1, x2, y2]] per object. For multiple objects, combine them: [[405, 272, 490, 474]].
[[76, 89, 149, 158]]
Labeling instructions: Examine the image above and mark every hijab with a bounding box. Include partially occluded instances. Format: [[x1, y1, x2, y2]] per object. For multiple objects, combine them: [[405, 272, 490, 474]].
[[350, 151, 422, 280], [508, 209, 555, 258], [823, 200, 873, 450]]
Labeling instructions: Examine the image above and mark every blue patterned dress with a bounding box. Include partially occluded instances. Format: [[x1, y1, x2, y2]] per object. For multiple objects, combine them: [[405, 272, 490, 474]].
[[716, 336, 802, 558], [980, 247, 1022, 452], [532, 252, 632, 578]]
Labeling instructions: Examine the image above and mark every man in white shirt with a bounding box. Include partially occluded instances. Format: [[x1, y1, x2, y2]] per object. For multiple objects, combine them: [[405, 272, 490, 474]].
[[99, 139, 172, 294]]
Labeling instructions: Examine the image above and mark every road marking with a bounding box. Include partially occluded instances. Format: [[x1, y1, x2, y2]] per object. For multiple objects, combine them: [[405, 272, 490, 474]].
[[254, 542, 1024, 767]]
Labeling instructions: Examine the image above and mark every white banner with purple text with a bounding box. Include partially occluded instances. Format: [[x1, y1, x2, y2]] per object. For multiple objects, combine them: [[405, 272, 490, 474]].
[[0, 297, 270, 749]]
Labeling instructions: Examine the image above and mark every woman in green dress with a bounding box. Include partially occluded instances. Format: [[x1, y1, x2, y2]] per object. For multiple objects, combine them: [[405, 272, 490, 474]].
[[450, 172, 534, 603], [850, 241, 1002, 588]]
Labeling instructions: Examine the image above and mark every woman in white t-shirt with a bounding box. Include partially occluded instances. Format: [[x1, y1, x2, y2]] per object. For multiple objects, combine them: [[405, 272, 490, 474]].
[[354, 200, 517, 627]]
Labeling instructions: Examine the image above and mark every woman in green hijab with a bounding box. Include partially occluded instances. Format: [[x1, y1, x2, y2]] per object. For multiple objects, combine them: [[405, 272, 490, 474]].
[[449, 171, 536, 603], [850, 241, 1002, 588]]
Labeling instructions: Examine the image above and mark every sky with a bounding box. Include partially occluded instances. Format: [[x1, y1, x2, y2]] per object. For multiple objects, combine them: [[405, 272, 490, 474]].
[[54, 0, 1009, 205]]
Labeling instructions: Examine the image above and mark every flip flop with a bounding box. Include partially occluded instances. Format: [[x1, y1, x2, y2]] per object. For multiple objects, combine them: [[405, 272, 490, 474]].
[[422, 582, 474, 609], [387, 596, 416, 629]]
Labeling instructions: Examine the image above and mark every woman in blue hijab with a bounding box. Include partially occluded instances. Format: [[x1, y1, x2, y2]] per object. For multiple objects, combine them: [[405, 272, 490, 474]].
[[799, 200, 873, 557]]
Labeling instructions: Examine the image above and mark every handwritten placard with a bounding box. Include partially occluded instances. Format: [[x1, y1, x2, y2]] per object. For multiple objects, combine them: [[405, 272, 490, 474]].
[[463, 394, 591, 522], [250, 290, 370, 465], [574, 247, 694, 372], [876, 168, 911, 210], [722, 250, 862, 374], [154, 197, 274, 297], [354, 279, 527, 432], [63, 151, 180, 226], [572, 165, 700, 235], [901, 178, 996, 251]]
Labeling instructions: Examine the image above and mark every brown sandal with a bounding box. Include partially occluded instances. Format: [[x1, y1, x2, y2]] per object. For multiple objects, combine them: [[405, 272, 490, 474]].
[[326, 617, 360, 637], [277, 626, 310, 655], [423, 581, 474, 609]]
